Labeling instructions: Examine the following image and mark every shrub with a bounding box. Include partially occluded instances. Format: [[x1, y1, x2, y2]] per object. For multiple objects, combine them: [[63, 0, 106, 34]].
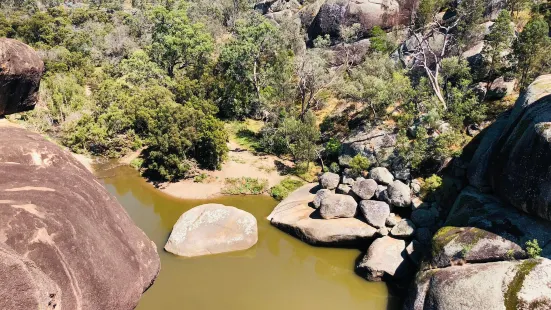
[[325, 138, 341, 160], [222, 177, 269, 195], [422, 174, 442, 196], [349, 154, 370, 176], [329, 162, 340, 173], [270, 177, 305, 201], [526, 239, 542, 258], [194, 173, 208, 183]]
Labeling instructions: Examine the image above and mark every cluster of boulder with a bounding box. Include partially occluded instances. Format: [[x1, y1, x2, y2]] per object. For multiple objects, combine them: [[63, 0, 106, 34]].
[[0, 39, 160, 310], [269, 166, 441, 283]]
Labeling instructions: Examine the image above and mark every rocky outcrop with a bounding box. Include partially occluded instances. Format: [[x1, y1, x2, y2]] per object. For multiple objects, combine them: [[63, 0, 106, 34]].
[[307, 0, 417, 40], [165, 204, 258, 257], [339, 127, 399, 172], [356, 236, 411, 281], [319, 192, 358, 219], [467, 75, 551, 221], [0, 125, 160, 310], [405, 259, 551, 310], [268, 184, 377, 246], [0, 38, 44, 115]]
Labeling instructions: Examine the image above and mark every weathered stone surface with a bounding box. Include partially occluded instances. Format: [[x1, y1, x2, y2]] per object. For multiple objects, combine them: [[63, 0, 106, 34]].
[[0, 243, 61, 310], [319, 172, 340, 190], [351, 178, 378, 200], [356, 236, 411, 281], [431, 226, 527, 268], [404, 259, 551, 310], [0, 38, 44, 116], [386, 180, 411, 207], [415, 227, 432, 246], [268, 184, 377, 246], [374, 184, 387, 200], [338, 127, 397, 169], [336, 184, 351, 195], [386, 213, 398, 227], [0, 125, 160, 310], [320, 193, 358, 219], [486, 76, 516, 100], [313, 188, 332, 208], [446, 187, 551, 258], [165, 204, 258, 257], [359, 200, 390, 228], [410, 208, 436, 228], [377, 227, 389, 236], [466, 75, 551, 221], [369, 167, 394, 185], [331, 39, 371, 66], [406, 240, 423, 266], [390, 219, 416, 238]]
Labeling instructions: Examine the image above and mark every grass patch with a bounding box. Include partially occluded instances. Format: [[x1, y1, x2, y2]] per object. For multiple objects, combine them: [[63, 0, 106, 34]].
[[194, 173, 208, 183], [222, 177, 268, 195], [226, 119, 264, 151], [270, 177, 305, 201], [292, 162, 322, 182]]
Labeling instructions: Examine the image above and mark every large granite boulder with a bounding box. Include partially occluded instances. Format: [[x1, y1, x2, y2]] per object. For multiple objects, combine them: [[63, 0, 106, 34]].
[[359, 200, 390, 228], [319, 193, 358, 219], [0, 125, 160, 310], [268, 184, 377, 246], [165, 204, 258, 257], [0, 38, 44, 116], [405, 259, 551, 310], [386, 180, 411, 207], [467, 75, 551, 221], [369, 167, 394, 185], [308, 0, 417, 40], [356, 236, 411, 281], [351, 178, 378, 200], [338, 127, 398, 169], [431, 226, 527, 268], [319, 172, 340, 189]]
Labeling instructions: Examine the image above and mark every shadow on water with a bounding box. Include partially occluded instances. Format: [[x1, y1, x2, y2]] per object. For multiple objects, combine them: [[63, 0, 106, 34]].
[[96, 163, 403, 310]]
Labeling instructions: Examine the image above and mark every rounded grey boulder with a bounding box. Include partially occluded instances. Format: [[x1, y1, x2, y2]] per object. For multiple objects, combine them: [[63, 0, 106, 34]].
[[386, 180, 411, 207], [320, 193, 358, 219], [351, 179, 378, 200], [359, 200, 390, 228], [319, 172, 340, 190], [356, 236, 411, 281], [369, 167, 394, 185], [165, 204, 258, 257], [390, 219, 416, 238], [313, 189, 332, 208]]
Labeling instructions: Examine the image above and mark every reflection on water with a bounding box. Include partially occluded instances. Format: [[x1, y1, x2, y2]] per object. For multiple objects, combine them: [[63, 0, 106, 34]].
[[96, 164, 402, 310]]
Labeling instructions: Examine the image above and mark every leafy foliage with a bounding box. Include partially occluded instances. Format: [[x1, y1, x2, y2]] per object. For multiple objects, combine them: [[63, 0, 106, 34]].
[[525, 239, 542, 258], [349, 154, 370, 176], [270, 177, 305, 201]]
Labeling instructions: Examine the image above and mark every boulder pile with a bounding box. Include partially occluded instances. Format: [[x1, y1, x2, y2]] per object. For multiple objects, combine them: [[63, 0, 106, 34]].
[[269, 166, 442, 282]]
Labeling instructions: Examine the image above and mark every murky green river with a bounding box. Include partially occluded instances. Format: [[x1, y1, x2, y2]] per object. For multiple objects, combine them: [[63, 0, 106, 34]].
[[96, 164, 401, 310]]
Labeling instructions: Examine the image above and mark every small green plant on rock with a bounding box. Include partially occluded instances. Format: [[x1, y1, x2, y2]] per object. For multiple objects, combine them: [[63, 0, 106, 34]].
[[421, 174, 443, 199], [349, 154, 370, 176], [525, 239, 542, 258]]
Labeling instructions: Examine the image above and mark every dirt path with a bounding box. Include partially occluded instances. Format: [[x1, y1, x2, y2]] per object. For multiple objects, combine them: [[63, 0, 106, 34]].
[[159, 140, 296, 199]]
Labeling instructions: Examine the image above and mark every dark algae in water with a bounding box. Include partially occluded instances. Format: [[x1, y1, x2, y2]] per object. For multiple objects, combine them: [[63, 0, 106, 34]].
[[96, 164, 402, 310]]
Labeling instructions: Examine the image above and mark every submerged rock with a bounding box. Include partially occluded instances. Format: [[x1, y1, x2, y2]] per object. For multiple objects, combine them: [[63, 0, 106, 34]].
[[165, 204, 258, 257], [356, 236, 411, 281], [268, 184, 377, 246], [0, 126, 160, 310]]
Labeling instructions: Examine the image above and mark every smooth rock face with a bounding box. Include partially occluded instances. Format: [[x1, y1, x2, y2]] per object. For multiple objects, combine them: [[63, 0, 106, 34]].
[[405, 259, 551, 310], [313, 188, 332, 208], [0, 126, 160, 310], [165, 204, 258, 257], [369, 167, 394, 185], [356, 236, 410, 281], [431, 226, 527, 268], [320, 193, 358, 219], [359, 200, 390, 228], [268, 184, 377, 246], [0, 38, 44, 116], [319, 172, 340, 190], [390, 219, 416, 238], [386, 180, 411, 207], [351, 178, 378, 200]]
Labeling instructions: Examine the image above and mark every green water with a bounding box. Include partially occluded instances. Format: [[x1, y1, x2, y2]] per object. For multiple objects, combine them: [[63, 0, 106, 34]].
[[96, 164, 401, 310]]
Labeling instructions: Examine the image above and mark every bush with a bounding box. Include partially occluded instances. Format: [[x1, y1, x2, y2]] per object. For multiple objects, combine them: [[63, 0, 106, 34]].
[[325, 138, 341, 160], [422, 174, 442, 196], [270, 177, 305, 201], [194, 173, 208, 183], [526, 239, 542, 258], [349, 154, 370, 176], [222, 177, 269, 195]]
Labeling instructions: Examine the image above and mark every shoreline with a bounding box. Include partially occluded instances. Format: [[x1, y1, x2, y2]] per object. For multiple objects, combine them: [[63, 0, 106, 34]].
[[72, 141, 300, 201]]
